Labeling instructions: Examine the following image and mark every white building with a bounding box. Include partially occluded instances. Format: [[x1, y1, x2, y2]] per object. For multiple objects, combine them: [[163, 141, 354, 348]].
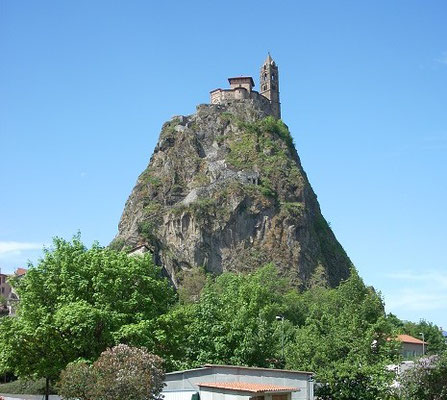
[[163, 364, 314, 400]]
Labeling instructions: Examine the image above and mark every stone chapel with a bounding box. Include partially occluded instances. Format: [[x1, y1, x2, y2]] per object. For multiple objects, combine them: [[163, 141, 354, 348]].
[[210, 54, 281, 119]]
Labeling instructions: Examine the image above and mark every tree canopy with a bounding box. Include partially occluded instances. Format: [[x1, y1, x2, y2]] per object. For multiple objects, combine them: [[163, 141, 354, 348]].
[[284, 271, 400, 399], [155, 265, 402, 400], [1, 235, 445, 400], [0, 235, 175, 381]]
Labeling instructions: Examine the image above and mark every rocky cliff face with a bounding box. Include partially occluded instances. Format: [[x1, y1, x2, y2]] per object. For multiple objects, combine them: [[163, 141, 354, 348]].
[[112, 99, 352, 289]]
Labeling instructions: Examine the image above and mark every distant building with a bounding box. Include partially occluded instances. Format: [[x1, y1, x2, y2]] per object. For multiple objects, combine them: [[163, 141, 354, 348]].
[[15, 267, 27, 277], [128, 243, 150, 256], [397, 334, 426, 359], [0, 272, 12, 299], [0, 268, 28, 316], [163, 364, 314, 400], [0, 272, 11, 315], [210, 54, 281, 119]]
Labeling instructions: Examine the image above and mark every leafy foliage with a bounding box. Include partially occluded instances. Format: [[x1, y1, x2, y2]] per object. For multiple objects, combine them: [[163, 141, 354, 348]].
[[0, 235, 175, 381], [177, 266, 209, 304], [108, 237, 126, 251], [152, 265, 401, 400], [157, 265, 291, 370], [57, 362, 94, 400], [138, 220, 159, 241], [1, 233, 444, 399], [91, 345, 164, 400], [225, 117, 302, 203], [285, 270, 400, 400]]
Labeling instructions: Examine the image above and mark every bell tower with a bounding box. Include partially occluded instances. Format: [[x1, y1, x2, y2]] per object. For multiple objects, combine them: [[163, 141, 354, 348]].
[[260, 53, 281, 119]]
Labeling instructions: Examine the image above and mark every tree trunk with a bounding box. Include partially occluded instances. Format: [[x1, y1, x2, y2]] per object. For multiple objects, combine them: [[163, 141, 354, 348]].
[[45, 377, 50, 400]]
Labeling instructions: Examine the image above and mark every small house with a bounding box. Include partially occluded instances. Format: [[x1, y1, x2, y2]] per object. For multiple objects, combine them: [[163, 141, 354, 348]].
[[397, 334, 426, 359], [162, 364, 314, 400]]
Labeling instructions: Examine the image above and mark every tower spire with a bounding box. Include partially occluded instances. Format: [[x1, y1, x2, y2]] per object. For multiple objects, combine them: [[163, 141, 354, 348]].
[[260, 54, 281, 119]]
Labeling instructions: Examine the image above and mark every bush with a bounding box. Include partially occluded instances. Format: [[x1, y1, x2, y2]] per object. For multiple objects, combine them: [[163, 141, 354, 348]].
[[397, 354, 447, 399], [58, 345, 165, 400], [91, 345, 164, 400], [58, 362, 94, 400]]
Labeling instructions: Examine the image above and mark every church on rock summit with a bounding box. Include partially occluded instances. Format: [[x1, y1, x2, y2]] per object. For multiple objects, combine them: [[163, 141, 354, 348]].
[[210, 54, 281, 119]]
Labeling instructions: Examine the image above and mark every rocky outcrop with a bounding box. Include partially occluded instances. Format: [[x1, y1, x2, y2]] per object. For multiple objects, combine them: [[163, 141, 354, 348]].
[[112, 98, 352, 289]]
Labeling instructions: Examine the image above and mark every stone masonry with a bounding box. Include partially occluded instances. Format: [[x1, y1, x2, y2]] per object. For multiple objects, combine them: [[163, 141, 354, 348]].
[[210, 54, 281, 119]]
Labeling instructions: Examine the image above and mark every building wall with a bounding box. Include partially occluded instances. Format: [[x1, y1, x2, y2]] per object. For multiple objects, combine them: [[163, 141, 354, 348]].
[[198, 389, 292, 400], [401, 342, 424, 359], [163, 390, 198, 400], [229, 79, 253, 92], [209, 90, 274, 118], [200, 387, 251, 400], [164, 366, 313, 400], [0, 274, 12, 298]]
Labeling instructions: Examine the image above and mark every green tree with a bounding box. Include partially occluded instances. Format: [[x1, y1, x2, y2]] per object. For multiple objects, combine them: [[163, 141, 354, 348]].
[[0, 235, 175, 399], [285, 270, 399, 400], [162, 264, 293, 369], [152, 304, 196, 371], [177, 266, 208, 304]]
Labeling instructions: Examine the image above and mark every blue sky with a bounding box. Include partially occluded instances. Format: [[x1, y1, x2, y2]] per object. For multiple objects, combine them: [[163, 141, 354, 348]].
[[1, 1, 446, 329]]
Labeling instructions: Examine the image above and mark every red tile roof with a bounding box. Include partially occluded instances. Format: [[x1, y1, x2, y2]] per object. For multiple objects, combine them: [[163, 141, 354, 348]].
[[198, 382, 299, 393], [397, 334, 426, 344], [15, 268, 27, 276]]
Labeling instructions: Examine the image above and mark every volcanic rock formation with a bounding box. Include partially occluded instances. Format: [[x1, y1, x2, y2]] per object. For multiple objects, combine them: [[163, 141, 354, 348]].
[[112, 99, 352, 289]]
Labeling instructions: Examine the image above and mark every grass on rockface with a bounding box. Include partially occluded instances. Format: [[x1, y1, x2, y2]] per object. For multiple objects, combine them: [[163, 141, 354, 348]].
[[225, 116, 302, 201], [281, 201, 305, 218], [0, 378, 57, 395]]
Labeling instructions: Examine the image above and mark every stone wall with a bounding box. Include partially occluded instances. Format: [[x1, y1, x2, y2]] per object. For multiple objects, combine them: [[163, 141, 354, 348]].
[[209, 89, 274, 117]]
